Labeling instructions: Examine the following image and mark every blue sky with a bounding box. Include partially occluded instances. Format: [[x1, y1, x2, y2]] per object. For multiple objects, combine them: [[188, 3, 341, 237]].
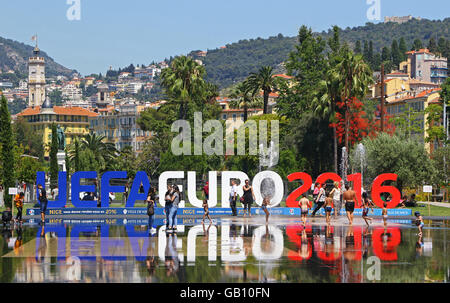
[[0, 0, 448, 75]]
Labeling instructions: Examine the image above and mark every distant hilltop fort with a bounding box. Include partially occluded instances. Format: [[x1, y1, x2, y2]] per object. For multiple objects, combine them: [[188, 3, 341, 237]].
[[384, 15, 422, 24]]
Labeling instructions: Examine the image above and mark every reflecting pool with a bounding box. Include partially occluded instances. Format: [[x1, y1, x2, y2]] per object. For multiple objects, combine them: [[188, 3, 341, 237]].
[[0, 217, 449, 283]]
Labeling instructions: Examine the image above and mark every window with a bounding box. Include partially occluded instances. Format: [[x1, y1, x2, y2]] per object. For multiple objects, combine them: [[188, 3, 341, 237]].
[[222, 114, 227, 120], [232, 114, 237, 121]]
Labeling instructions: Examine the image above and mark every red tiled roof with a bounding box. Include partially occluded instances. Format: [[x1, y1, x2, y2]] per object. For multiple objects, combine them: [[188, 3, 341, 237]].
[[17, 106, 99, 117], [222, 108, 262, 113], [272, 74, 293, 79]]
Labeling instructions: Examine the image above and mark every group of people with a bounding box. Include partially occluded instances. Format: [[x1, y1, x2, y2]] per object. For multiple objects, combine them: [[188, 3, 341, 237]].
[[298, 181, 378, 226]]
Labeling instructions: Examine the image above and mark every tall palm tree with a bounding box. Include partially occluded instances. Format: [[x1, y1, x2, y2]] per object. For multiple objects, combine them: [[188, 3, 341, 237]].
[[311, 69, 342, 173], [229, 81, 262, 122], [247, 66, 276, 114], [80, 133, 118, 170], [335, 51, 373, 152], [160, 56, 207, 119]]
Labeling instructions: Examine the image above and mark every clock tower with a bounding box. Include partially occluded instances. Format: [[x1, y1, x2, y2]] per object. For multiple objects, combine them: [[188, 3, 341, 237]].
[[28, 38, 46, 107]]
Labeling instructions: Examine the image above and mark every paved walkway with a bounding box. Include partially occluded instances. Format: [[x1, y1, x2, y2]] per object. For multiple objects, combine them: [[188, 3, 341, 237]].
[[418, 201, 450, 208]]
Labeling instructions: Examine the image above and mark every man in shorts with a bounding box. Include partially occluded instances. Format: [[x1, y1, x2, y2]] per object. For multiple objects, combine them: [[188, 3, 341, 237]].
[[342, 183, 356, 225]]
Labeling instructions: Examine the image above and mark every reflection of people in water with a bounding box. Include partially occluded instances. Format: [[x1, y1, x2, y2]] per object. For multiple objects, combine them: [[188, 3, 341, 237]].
[[146, 236, 158, 279], [13, 226, 23, 256], [362, 226, 372, 258], [36, 227, 47, 263], [298, 229, 310, 259], [415, 233, 424, 257], [344, 226, 357, 261], [165, 233, 179, 278]]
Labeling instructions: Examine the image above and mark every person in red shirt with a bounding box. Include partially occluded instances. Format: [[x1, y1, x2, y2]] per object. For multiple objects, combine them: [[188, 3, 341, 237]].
[[202, 182, 209, 200]]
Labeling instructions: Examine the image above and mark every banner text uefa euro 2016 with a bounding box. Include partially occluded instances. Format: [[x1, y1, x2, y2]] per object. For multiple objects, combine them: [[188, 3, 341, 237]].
[[35, 171, 402, 209]]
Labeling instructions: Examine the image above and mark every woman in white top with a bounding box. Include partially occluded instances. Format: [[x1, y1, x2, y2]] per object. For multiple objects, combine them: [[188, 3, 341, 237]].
[[330, 181, 342, 218]]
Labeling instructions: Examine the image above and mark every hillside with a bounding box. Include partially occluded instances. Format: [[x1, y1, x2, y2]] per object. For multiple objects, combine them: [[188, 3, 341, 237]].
[[200, 18, 450, 88], [0, 36, 76, 78]]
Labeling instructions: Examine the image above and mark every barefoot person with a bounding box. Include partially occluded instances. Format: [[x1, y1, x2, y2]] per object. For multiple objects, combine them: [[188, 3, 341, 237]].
[[298, 194, 310, 226], [362, 191, 374, 226], [382, 202, 388, 226], [229, 180, 238, 217], [414, 211, 424, 236], [37, 184, 48, 225], [202, 199, 212, 223], [342, 183, 356, 225], [324, 191, 334, 225], [330, 182, 342, 218], [242, 180, 255, 217], [261, 196, 270, 223], [311, 183, 326, 217]]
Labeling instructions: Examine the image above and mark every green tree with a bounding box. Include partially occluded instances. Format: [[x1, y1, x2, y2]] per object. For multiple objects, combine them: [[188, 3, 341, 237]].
[[412, 39, 424, 51], [160, 55, 208, 120], [0, 95, 16, 207], [381, 46, 391, 62], [335, 50, 373, 151], [399, 37, 408, 61], [428, 37, 438, 54], [362, 133, 435, 195], [229, 80, 262, 122], [246, 66, 276, 114], [49, 123, 59, 190], [393, 104, 424, 140], [354, 40, 361, 54], [425, 104, 445, 147], [391, 39, 402, 67], [276, 26, 327, 119]]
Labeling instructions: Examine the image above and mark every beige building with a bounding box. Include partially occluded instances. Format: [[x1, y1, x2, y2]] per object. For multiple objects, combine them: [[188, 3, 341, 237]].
[[28, 47, 46, 107]]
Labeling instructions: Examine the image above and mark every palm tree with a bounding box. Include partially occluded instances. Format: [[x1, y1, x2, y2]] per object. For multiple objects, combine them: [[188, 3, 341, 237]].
[[80, 133, 118, 171], [247, 66, 276, 114], [160, 56, 207, 119], [229, 81, 262, 122], [335, 51, 373, 152], [311, 69, 342, 173]]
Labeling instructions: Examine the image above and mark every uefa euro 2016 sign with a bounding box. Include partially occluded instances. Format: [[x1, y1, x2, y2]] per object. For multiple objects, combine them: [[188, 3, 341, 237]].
[[36, 170, 402, 209]]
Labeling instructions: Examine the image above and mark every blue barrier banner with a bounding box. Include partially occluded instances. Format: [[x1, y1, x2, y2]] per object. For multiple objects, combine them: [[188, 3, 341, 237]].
[[26, 207, 412, 217]]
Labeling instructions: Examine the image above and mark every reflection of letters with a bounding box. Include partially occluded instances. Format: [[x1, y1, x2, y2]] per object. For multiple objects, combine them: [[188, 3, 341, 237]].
[[221, 222, 246, 262], [66, 256, 81, 281], [252, 225, 283, 260], [187, 225, 217, 263]]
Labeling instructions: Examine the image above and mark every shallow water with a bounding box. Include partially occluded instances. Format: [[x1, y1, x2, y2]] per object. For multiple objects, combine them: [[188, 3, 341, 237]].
[[0, 217, 449, 283]]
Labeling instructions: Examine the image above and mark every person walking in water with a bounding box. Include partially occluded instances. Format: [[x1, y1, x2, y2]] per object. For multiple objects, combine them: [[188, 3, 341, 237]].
[[361, 191, 374, 226], [168, 185, 180, 233], [37, 184, 48, 225], [330, 182, 342, 218], [14, 192, 24, 225], [164, 185, 173, 229], [312, 183, 326, 217], [261, 196, 271, 223], [147, 187, 157, 235], [229, 180, 238, 217], [343, 183, 356, 225], [298, 194, 311, 226], [202, 198, 212, 223], [242, 180, 255, 218], [324, 191, 334, 225]]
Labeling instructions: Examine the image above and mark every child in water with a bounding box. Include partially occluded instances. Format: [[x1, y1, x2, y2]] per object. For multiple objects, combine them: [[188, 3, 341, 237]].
[[415, 211, 424, 236], [324, 192, 334, 225], [202, 199, 212, 223], [362, 192, 374, 226], [261, 196, 270, 223], [382, 202, 388, 226]]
